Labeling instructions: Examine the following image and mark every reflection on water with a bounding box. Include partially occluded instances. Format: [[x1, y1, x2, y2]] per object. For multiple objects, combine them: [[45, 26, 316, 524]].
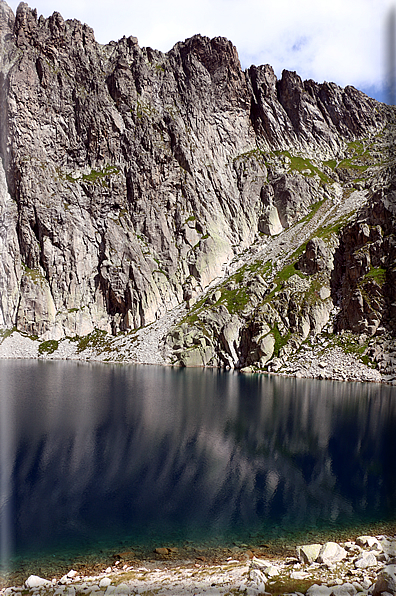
[[0, 361, 395, 572]]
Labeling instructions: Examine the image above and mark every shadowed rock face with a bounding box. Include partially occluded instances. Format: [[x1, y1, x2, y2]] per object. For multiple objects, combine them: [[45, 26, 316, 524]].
[[0, 1, 395, 375], [332, 182, 396, 336]]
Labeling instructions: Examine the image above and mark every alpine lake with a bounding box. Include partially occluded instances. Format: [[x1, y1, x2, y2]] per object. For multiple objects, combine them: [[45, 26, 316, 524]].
[[0, 360, 395, 586]]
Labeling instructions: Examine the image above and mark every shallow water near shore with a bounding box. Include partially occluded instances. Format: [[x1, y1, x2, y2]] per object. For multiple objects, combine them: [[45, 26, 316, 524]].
[[0, 360, 395, 584]]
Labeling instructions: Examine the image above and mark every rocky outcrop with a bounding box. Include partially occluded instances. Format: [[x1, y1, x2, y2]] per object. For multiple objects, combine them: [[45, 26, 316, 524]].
[[332, 185, 396, 337], [0, 0, 395, 380]]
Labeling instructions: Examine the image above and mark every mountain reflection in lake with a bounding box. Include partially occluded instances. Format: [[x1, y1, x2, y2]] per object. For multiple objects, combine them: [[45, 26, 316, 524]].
[[0, 360, 395, 570]]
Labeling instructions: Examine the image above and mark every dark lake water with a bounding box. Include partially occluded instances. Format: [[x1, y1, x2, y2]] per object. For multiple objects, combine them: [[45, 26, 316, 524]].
[[0, 360, 395, 580]]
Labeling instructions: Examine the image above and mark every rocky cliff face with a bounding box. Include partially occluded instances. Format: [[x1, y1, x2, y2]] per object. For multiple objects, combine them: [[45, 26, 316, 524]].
[[0, 0, 395, 382]]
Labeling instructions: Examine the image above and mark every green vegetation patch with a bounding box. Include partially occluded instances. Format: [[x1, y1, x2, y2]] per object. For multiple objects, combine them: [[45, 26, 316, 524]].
[[266, 577, 313, 595], [61, 165, 121, 186], [221, 286, 250, 314], [362, 267, 386, 286], [273, 151, 332, 184], [76, 329, 112, 353], [0, 327, 16, 340], [21, 262, 46, 285], [272, 323, 290, 358], [324, 159, 337, 170], [320, 330, 376, 368], [38, 339, 59, 355], [82, 165, 120, 183], [315, 211, 356, 241], [265, 262, 306, 302]]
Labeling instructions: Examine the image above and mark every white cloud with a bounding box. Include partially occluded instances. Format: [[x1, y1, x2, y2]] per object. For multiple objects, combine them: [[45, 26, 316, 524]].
[[4, 0, 395, 100]]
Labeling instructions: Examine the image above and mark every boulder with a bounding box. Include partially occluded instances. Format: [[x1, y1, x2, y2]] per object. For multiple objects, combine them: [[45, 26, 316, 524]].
[[306, 584, 333, 596], [154, 547, 169, 555], [354, 551, 378, 569], [330, 584, 357, 596], [251, 558, 279, 576], [297, 237, 331, 274], [356, 536, 383, 551], [114, 583, 131, 595], [317, 542, 347, 565], [248, 567, 267, 593], [25, 575, 51, 589], [297, 543, 322, 565], [372, 565, 396, 596], [99, 578, 112, 588]]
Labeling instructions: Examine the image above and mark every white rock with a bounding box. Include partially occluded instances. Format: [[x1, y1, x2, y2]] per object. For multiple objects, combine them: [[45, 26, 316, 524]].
[[250, 557, 267, 569], [251, 557, 279, 576], [114, 584, 131, 595], [381, 540, 396, 557], [249, 568, 267, 585], [25, 576, 51, 589], [297, 544, 322, 565], [264, 564, 280, 577], [104, 588, 116, 596], [329, 583, 357, 596], [105, 567, 112, 573], [306, 584, 333, 595], [354, 551, 378, 569], [360, 577, 372, 589], [317, 542, 347, 565], [246, 588, 263, 596], [67, 570, 78, 579], [99, 578, 111, 588], [356, 536, 382, 551], [291, 571, 310, 579]]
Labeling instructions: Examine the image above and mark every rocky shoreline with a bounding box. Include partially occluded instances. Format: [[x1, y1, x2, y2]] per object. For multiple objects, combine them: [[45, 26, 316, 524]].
[[2, 534, 396, 596], [0, 322, 394, 386]]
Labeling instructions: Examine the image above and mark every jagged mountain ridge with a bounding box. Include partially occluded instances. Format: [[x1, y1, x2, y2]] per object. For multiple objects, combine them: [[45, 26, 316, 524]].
[[0, 0, 395, 380]]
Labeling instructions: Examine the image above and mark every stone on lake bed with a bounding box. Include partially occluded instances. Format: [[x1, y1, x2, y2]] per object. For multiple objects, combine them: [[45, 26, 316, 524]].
[[297, 543, 322, 564], [154, 547, 170, 555], [25, 575, 52, 588]]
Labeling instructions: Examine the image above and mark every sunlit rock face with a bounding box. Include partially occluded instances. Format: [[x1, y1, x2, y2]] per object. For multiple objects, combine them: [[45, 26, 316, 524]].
[[0, 0, 395, 373]]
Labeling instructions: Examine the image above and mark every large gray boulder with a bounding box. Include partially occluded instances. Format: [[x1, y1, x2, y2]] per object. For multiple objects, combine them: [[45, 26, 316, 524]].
[[372, 564, 396, 596], [296, 543, 322, 565], [317, 542, 347, 565]]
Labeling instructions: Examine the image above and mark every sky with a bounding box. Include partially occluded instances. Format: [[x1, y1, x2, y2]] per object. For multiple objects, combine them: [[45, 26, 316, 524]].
[[4, 0, 395, 103]]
